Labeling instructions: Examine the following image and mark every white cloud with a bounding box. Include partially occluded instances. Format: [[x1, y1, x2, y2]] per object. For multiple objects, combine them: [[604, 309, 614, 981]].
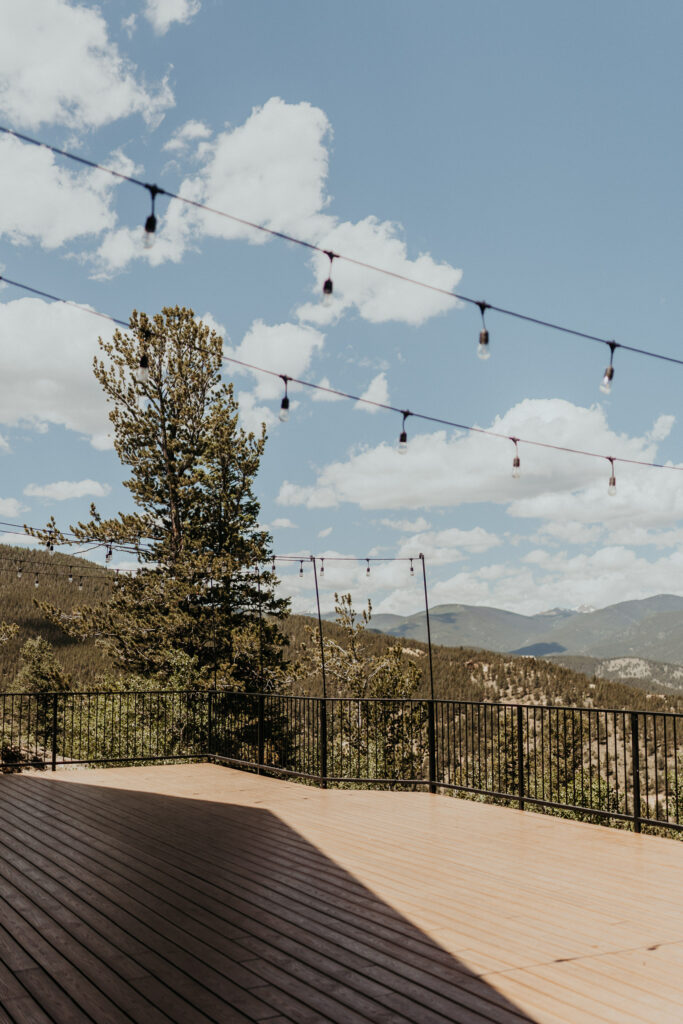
[[225, 320, 325, 400], [312, 377, 344, 402], [24, 479, 111, 501], [0, 297, 112, 447], [163, 119, 212, 152], [270, 517, 297, 529], [277, 399, 673, 514], [318, 526, 333, 538], [297, 220, 461, 327], [0, 497, 25, 518], [395, 526, 502, 564], [122, 14, 137, 37], [0, 0, 173, 129], [95, 97, 462, 328], [381, 517, 431, 532], [0, 136, 132, 249], [236, 391, 276, 435], [355, 372, 389, 411], [647, 413, 675, 442], [145, 0, 201, 34]]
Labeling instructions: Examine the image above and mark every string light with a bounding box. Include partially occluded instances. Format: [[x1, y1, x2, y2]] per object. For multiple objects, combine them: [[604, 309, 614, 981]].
[[16, 564, 22, 579], [68, 568, 73, 584], [477, 302, 490, 361], [279, 376, 290, 422], [398, 411, 410, 454], [322, 250, 336, 302], [319, 558, 324, 576], [136, 352, 150, 384], [608, 457, 617, 496], [34, 574, 39, 588], [143, 184, 159, 249], [78, 577, 83, 590], [409, 559, 415, 577], [366, 559, 371, 577], [511, 437, 521, 479], [299, 560, 304, 577], [105, 542, 113, 564], [4, 271, 683, 492], [4, 123, 683, 385], [600, 341, 617, 395]]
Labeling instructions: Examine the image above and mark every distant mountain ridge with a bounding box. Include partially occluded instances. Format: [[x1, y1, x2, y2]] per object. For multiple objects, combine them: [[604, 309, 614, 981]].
[[368, 594, 683, 667]]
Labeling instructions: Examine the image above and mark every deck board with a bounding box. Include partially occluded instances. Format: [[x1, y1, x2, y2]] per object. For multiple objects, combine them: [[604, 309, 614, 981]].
[[0, 763, 680, 1023]]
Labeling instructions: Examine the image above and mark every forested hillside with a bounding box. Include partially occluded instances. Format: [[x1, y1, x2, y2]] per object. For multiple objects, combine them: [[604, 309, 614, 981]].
[[283, 615, 683, 714]]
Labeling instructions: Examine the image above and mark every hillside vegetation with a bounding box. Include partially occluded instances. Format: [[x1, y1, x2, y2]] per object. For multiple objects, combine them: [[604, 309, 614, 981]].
[[283, 615, 683, 714]]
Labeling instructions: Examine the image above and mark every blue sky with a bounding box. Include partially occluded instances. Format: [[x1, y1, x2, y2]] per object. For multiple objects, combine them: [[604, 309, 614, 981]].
[[1, 0, 683, 616]]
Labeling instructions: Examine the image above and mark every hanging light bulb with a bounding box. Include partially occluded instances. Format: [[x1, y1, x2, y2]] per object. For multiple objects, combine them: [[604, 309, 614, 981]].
[[16, 563, 22, 580], [271, 556, 276, 574], [477, 301, 490, 360], [143, 184, 159, 249], [511, 437, 521, 479], [607, 457, 617, 496], [105, 542, 113, 564], [299, 560, 304, 577], [409, 558, 415, 577], [136, 352, 150, 384], [398, 411, 410, 454], [279, 376, 290, 422], [600, 342, 617, 395], [366, 559, 371, 577], [78, 577, 83, 591], [34, 574, 39, 588], [319, 558, 324, 577], [47, 536, 54, 555], [68, 568, 73, 584], [322, 250, 336, 302]]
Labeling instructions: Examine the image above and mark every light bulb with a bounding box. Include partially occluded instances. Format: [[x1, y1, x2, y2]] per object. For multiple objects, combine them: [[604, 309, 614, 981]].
[[478, 328, 490, 360], [366, 560, 371, 577], [136, 353, 150, 384], [398, 430, 408, 454], [279, 396, 290, 422], [323, 277, 333, 303], [608, 475, 617, 496], [47, 541, 54, 556], [78, 577, 83, 591], [68, 570, 73, 584], [600, 365, 614, 394], [16, 565, 22, 580], [105, 543, 113, 564], [34, 575, 39, 588], [409, 560, 414, 577], [319, 560, 324, 576], [299, 561, 304, 577], [512, 456, 521, 479], [143, 214, 156, 249]]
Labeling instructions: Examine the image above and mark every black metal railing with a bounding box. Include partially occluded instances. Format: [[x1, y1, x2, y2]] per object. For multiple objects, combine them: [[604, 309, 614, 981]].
[[1, 691, 681, 834]]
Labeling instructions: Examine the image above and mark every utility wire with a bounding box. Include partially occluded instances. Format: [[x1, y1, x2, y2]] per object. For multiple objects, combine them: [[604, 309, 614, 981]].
[[0, 275, 680, 479], [4, 125, 683, 368]]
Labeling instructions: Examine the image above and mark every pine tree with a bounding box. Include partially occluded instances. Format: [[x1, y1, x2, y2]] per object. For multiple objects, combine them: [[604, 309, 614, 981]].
[[34, 306, 287, 688]]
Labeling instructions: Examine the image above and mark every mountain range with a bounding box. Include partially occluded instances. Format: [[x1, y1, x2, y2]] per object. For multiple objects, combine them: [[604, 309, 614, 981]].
[[364, 594, 683, 691]]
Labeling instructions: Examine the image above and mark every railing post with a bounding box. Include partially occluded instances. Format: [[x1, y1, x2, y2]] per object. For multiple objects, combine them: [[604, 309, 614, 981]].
[[320, 698, 328, 789], [51, 693, 58, 772], [207, 690, 213, 759], [516, 704, 525, 810], [427, 699, 437, 794], [257, 693, 265, 773], [631, 711, 642, 833]]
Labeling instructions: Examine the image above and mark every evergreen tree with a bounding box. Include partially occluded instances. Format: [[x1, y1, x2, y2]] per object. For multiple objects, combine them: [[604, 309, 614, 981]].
[[34, 306, 287, 688]]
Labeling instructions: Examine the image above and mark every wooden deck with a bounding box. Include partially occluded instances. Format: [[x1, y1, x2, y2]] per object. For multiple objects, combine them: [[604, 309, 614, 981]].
[[0, 766, 680, 1024]]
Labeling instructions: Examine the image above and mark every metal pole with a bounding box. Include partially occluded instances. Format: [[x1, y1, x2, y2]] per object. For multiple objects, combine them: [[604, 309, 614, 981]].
[[311, 556, 328, 788], [311, 556, 327, 699], [631, 711, 642, 833], [419, 553, 435, 701], [256, 571, 264, 690]]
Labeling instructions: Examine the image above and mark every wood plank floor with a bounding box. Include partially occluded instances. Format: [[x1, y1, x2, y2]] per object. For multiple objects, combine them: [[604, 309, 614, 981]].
[[0, 765, 680, 1024]]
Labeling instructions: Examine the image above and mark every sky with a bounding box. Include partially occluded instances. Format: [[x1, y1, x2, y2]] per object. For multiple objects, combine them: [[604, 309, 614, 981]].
[[1, 0, 683, 618]]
